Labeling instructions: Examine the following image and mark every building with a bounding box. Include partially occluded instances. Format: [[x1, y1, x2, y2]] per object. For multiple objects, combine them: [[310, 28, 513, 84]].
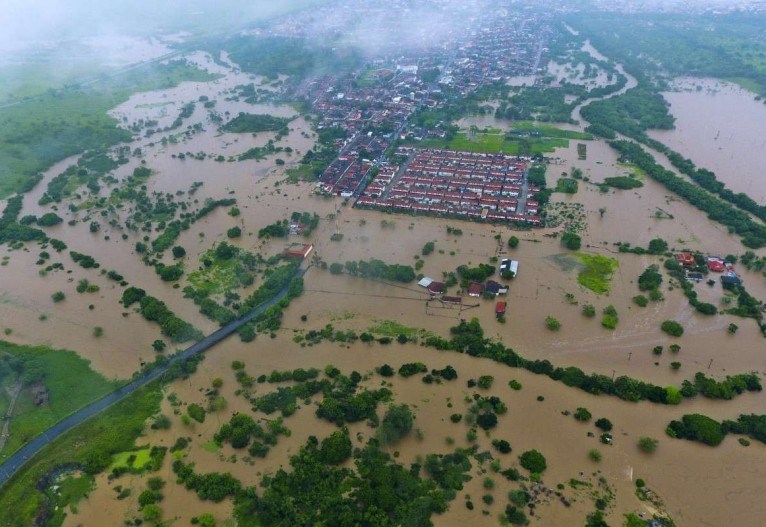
[[485, 280, 508, 296], [675, 252, 695, 267], [282, 244, 314, 260], [707, 258, 725, 273], [468, 282, 484, 297], [495, 301, 506, 317]]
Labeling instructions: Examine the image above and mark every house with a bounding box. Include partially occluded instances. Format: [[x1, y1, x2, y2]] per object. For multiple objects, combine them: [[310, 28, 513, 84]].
[[500, 259, 518, 278], [485, 280, 508, 296], [675, 252, 695, 267], [282, 244, 314, 260], [427, 281, 446, 294], [720, 273, 742, 287], [418, 277, 434, 288], [686, 271, 704, 282], [707, 258, 725, 273], [442, 296, 462, 305], [495, 301, 506, 317], [467, 282, 484, 297]]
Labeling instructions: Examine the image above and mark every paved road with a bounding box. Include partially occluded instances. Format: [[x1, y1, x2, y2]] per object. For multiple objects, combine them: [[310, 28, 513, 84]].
[[0, 265, 307, 488]]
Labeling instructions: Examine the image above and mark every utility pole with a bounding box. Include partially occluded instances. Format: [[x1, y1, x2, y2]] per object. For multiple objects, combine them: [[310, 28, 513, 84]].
[[708, 358, 714, 370], [628, 352, 632, 362]]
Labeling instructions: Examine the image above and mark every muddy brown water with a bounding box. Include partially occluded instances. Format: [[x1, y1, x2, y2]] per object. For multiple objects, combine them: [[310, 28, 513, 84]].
[[649, 77, 766, 205], [5, 44, 766, 527]]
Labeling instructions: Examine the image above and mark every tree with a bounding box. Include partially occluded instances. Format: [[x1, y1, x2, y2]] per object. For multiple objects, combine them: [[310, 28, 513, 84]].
[[574, 407, 592, 422], [561, 231, 581, 250], [377, 404, 414, 445], [319, 429, 352, 464], [595, 418, 613, 432], [508, 236, 519, 248], [172, 246, 186, 258], [648, 238, 668, 254], [519, 449, 547, 473], [329, 262, 344, 274], [51, 291, 66, 302], [227, 226, 242, 238], [545, 316, 561, 331], [661, 320, 684, 337], [421, 241, 435, 256], [152, 340, 166, 352], [638, 436, 659, 453], [188, 403, 206, 423]]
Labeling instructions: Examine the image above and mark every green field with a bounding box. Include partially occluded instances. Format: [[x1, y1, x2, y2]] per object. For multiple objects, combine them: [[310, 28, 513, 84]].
[[576, 253, 619, 294], [0, 60, 219, 198], [0, 341, 122, 456], [110, 447, 152, 470], [511, 121, 593, 140], [421, 131, 569, 155], [0, 383, 162, 527]]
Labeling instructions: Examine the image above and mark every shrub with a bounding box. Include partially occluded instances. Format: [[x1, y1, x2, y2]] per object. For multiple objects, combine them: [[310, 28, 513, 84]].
[[661, 320, 684, 337], [595, 418, 612, 432], [172, 246, 186, 258], [588, 449, 602, 462], [545, 316, 561, 331], [508, 380, 522, 391], [632, 295, 648, 307], [574, 407, 592, 422], [561, 231, 581, 250], [519, 449, 547, 473], [227, 226, 242, 238], [477, 375, 494, 389], [637, 436, 659, 453], [508, 236, 519, 248], [187, 403, 206, 423], [51, 291, 66, 302], [581, 304, 596, 317], [492, 439, 512, 453]]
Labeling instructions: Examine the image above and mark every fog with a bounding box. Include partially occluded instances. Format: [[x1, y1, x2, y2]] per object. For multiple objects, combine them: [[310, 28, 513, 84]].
[[0, 0, 320, 54]]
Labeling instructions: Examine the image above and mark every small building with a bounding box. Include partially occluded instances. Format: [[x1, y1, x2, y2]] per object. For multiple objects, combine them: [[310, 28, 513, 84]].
[[442, 296, 462, 305], [467, 282, 484, 297], [427, 281, 446, 294], [707, 258, 725, 273], [686, 271, 704, 282], [282, 244, 314, 260], [676, 252, 695, 267], [721, 273, 742, 287], [418, 277, 434, 288], [485, 280, 508, 296], [495, 301, 506, 317]]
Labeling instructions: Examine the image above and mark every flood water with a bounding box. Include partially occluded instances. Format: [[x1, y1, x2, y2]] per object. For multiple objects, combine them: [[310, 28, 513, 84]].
[[5, 34, 766, 527], [649, 77, 766, 204]]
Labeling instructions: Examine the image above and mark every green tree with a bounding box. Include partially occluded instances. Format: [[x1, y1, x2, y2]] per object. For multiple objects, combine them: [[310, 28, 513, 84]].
[[377, 404, 414, 445], [638, 436, 659, 453], [519, 449, 547, 473], [320, 429, 353, 464], [508, 236, 519, 248], [561, 231, 581, 250]]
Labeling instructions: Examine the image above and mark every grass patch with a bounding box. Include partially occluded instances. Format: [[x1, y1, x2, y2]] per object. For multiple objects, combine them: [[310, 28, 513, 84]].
[[45, 472, 94, 523], [421, 131, 568, 155], [575, 253, 619, 294], [0, 60, 219, 198], [200, 440, 221, 453], [616, 162, 646, 180], [723, 77, 762, 94], [511, 121, 593, 140], [368, 320, 432, 339], [109, 448, 152, 471], [0, 382, 163, 527], [0, 341, 121, 456]]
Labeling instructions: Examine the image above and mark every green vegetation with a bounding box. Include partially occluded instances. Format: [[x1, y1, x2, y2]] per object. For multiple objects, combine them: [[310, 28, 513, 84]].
[[518, 449, 547, 474], [666, 414, 726, 446], [561, 231, 581, 250], [333, 259, 416, 283], [637, 437, 659, 453], [421, 129, 569, 156], [221, 113, 292, 134], [122, 287, 202, 343], [0, 382, 162, 526], [555, 177, 579, 194], [661, 320, 684, 337], [422, 318, 761, 406], [0, 60, 217, 198], [376, 404, 414, 445], [576, 253, 618, 294], [545, 316, 561, 331], [0, 341, 120, 456], [603, 176, 643, 189]]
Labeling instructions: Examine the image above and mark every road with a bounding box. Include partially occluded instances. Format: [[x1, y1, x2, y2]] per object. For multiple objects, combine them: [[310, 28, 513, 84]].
[[0, 264, 308, 488]]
